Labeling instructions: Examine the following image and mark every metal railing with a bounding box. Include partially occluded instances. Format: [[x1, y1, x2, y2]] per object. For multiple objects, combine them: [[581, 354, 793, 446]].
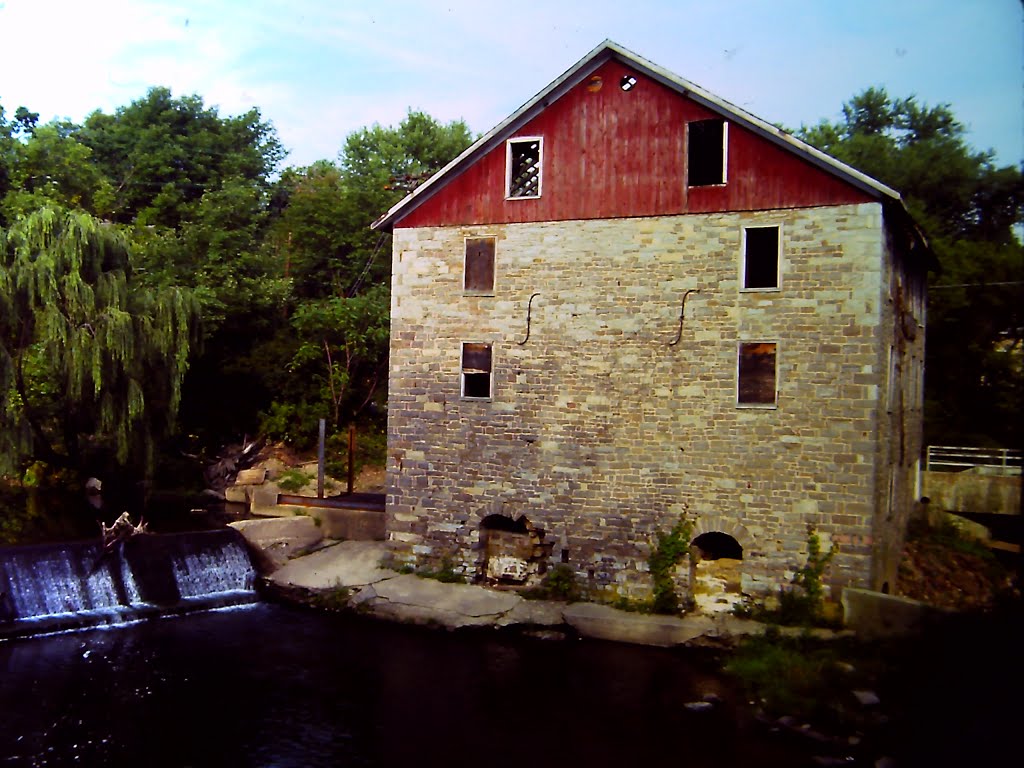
[[925, 445, 1022, 474]]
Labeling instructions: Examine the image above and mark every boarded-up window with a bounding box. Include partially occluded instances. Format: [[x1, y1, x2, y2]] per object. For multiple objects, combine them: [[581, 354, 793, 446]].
[[738, 342, 777, 405], [688, 119, 727, 187], [742, 226, 780, 289], [464, 237, 495, 293], [461, 342, 492, 399], [506, 138, 542, 198]]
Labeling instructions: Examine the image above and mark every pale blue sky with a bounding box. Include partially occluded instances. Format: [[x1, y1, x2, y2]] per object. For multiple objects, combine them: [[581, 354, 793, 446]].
[[1, 0, 1021, 169]]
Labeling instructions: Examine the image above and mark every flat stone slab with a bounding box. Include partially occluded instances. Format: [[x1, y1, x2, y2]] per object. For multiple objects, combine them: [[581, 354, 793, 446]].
[[235, 468, 267, 485], [270, 540, 396, 589], [497, 598, 567, 627], [363, 599, 504, 629], [371, 574, 521, 619], [563, 602, 717, 647]]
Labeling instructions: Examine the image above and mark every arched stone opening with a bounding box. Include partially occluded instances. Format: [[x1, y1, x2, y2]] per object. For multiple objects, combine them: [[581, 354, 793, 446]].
[[690, 531, 743, 614], [479, 514, 550, 584], [692, 531, 744, 560]]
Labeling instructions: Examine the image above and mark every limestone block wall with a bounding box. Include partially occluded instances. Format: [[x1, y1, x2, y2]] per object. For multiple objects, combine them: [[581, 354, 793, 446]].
[[386, 203, 889, 598]]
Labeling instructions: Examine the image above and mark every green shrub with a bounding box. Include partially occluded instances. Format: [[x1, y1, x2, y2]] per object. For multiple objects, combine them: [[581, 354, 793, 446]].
[[522, 564, 582, 601], [648, 516, 693, 614], [726, 630, 845, 716], [417, 556, 466, 584], [277, 468, 310, 493], [311, 584, 352, 611], [736, 527, 838, 627]]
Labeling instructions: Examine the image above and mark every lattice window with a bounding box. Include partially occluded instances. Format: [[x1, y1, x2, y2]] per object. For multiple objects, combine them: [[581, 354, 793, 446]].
[[506, 138, 542, 198]]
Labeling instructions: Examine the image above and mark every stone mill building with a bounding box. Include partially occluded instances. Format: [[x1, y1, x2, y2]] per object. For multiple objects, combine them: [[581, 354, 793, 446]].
[[372, 40, 930, 601]]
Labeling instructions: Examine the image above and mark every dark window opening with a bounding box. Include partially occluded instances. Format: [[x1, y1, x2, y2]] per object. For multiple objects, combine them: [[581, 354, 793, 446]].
[[693, 532, 744, 560], [461, 342, 492, 399], [743, 226, 780, 289], [688, 119, 726, 187], [507, 138, 541, 198], [738, 342, 777, 405], [464, 237, 495, 293]]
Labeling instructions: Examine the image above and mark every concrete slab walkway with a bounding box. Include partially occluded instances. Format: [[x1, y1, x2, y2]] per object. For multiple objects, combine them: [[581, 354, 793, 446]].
[[247, 535, 806, 646]]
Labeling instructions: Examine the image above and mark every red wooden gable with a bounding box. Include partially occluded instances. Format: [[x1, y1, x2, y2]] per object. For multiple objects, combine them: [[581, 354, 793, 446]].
[[394, 59, 872, 230]]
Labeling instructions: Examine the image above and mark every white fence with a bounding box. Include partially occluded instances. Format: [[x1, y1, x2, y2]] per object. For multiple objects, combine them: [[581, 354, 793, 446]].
[[925, 445, 1021, 475]]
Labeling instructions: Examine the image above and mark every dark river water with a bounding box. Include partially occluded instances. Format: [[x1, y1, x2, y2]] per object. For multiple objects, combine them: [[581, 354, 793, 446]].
[[0, 601, 815, 768]]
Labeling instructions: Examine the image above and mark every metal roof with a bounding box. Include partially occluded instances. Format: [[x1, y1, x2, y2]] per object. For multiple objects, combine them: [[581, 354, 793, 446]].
[[372, 39, 905, 232]]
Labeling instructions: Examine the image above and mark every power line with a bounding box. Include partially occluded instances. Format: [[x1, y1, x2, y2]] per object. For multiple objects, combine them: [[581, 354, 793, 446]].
[[933, 282, 1019, 288]]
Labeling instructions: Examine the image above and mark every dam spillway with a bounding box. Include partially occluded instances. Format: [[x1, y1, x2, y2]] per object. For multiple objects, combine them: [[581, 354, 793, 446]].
[[0, 528, 257, 639]]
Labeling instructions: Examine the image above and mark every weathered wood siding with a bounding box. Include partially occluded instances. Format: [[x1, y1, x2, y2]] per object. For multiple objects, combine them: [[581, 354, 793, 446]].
[[396, 60, 872, 229]]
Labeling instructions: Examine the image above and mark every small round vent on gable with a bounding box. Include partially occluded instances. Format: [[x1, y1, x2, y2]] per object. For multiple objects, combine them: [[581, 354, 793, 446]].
[[620, 74, 637, 91]]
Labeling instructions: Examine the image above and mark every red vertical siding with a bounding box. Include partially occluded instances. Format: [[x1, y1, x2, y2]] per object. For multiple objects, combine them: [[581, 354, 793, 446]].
[[396, 60, 872, 229]]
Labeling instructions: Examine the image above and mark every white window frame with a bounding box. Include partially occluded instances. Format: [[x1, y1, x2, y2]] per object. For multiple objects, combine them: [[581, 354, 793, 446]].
[[740, 224, 782, 292], [505, 137, 543, 200], [736, 340, 779, 408], [463, 235, 497, 295], [460, 341, 493, 400], [686, 119, 728, 187]]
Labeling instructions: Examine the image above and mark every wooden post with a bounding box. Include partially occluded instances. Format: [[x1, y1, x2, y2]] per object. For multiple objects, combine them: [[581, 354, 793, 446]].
[[348, 424, 356, 495], [317, 418, 326, 499]]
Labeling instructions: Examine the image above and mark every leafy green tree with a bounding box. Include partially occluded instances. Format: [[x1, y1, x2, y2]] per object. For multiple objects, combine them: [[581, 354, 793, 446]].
[[69, 88, 289, 449], [0, 103, 40, 227], [0, 207, 198, 479], [266, 161, 352, 299], [77, 87, 284, 229], [289, 284, 390, 426], [335, 110, 474, 293], [0, 122, 115, 221], [254, 113, 473, 447], [800, 89, 1023, 447]]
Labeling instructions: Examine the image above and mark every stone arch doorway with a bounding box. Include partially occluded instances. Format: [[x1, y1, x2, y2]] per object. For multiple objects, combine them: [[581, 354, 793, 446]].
[[693, 531, 744, 560], [691, 531, 744, 614]]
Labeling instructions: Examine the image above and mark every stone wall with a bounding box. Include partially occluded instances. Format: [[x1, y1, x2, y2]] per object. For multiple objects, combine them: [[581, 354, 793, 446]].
[[386, 203, 895, 598]]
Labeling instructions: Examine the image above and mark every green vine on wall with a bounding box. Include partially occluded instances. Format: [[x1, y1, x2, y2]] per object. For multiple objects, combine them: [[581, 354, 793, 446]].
[[648, 516, 694, 615]]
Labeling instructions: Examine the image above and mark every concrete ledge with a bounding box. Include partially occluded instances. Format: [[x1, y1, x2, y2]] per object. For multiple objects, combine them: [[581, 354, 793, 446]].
[[371, 574, 521, 618], [229, 516, 323, 569], [270, 540, 397, 589], [563, 602, 717, 647], [315, 508, 386, 541], [842, 587, 948, 638]]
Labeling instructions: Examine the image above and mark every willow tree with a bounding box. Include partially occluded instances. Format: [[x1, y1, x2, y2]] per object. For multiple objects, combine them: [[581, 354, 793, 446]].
[[0, 207, 198, 479]]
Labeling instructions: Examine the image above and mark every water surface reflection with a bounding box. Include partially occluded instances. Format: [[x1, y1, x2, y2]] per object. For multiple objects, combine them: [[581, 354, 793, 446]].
[[1, 603, 806, 767]]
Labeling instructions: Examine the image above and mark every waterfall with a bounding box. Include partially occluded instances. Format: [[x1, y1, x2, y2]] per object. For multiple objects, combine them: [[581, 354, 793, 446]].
[[1, 529, 257, 638]]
